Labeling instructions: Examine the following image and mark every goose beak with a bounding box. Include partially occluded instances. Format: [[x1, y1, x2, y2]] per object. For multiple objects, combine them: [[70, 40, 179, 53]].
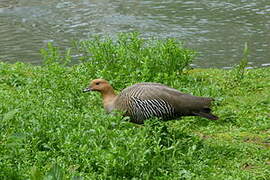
[[83, 87, 92, 93]]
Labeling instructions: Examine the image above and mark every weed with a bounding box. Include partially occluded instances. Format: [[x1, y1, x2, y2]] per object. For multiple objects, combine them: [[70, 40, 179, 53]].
[[76, 33, 194, 86], [0, 33, 269, 179], [227, 42, 249, 88]]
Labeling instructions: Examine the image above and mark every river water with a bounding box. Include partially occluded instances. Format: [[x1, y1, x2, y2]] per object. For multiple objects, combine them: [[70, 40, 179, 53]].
[[0, 0, 269, 68]]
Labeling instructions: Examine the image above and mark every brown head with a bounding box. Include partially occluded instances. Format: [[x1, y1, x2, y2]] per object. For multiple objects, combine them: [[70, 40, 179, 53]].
[[83, 79, 115, 96]]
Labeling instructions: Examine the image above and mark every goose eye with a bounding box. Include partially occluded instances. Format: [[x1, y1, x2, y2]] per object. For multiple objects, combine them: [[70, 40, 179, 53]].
[[95, 82, 100, 85]]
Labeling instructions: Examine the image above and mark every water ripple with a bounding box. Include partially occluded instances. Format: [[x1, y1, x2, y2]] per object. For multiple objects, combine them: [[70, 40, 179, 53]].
[[0, 0, 269, 67]]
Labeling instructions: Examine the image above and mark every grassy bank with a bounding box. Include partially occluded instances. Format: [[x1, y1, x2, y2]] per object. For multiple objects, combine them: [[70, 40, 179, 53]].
[[0, 34, 269, 179]]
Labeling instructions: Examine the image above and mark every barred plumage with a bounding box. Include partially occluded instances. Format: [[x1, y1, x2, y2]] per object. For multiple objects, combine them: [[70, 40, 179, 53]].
[[84, 79, 219, 124], [129, 97, 175, 123]]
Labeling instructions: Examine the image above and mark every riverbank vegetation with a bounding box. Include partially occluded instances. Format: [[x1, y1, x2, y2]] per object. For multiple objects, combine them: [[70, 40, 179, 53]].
[[0, 33, 269, 179]]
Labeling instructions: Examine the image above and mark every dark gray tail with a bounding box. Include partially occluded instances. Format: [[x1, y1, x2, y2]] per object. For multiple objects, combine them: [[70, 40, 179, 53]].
[[193, 108, 219, 120], [193, 111, 219, 120]]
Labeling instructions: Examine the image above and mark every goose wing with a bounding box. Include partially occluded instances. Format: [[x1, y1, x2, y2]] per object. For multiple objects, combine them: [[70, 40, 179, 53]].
[[120, 83, 216, 118]]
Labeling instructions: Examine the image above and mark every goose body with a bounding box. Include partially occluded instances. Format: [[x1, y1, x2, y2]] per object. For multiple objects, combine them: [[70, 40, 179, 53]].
[[84, 79, 218, 124]]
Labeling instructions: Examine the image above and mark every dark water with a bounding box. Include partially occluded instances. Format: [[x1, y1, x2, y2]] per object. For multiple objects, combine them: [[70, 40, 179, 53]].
[[0, 0, 270, 68]]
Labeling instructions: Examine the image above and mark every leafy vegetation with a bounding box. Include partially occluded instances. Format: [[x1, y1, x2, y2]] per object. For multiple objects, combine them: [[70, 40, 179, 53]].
[[0, 33, 269, 179]]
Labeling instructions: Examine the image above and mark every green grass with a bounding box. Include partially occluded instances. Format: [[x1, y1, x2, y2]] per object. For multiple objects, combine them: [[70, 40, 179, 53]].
[[0, 33, 269, 179]]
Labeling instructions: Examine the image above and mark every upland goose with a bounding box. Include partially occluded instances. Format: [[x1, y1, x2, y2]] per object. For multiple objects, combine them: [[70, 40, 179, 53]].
[[83, 79, 219, 124]]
